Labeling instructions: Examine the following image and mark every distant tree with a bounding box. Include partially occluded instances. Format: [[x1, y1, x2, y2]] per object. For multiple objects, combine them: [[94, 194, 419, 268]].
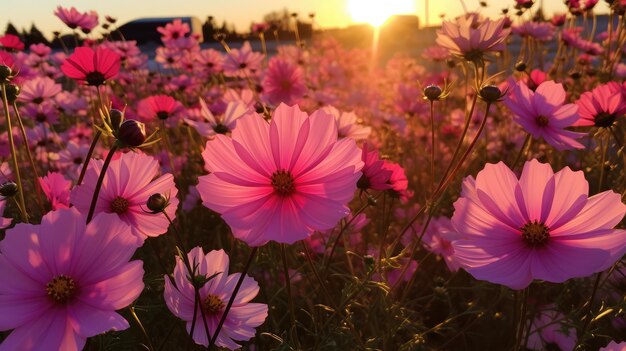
[[24, 24, 49, 46], [263, 9, 290, 32], [202, 16, 216, 41], [5, 22, 19, 36]]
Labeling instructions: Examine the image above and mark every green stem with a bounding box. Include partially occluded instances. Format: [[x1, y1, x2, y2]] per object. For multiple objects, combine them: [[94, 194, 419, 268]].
[[77, 130, 102, 186], [281, 243, 300, 347]]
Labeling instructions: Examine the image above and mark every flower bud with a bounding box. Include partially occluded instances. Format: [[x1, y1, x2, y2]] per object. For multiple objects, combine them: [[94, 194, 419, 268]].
[[423, 85, 443, 101], [0, 181, 19, 198], [117, 119, 146, 147], [479, 85, 503, 103], [146, 193, 168, 213], [109, 109, 124, 131], [4, 84, 20, 104], [514, 61, 527, 72], [0, 65, 13, 83]]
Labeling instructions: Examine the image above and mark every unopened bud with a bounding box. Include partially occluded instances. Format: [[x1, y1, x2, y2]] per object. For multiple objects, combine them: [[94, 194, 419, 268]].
[[0, 65, 13, 82], [479, 85, 503, 103], [146, 193, 168, 213], [0, 181, 19, 198], [423, 85, 443, 101], [117, 119, 146, 147]]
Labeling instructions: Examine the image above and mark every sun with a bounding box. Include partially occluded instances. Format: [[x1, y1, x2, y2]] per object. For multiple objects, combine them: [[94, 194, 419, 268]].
[[348, 0, 416, 27]]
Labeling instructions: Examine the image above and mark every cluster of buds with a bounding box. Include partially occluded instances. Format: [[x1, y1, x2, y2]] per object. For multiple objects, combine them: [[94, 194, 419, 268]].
[[97, 106, 160, 148]]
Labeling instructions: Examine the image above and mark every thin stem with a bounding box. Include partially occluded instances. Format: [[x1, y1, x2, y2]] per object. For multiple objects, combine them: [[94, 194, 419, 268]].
[[511, 133, 532, 170], [281, 243, 300, 347], [598, 133, 609, 193], [1, 83, 28, 222], [514, 287, 530, 351], [209, 246, 258, 347], [86, 144, 118, 223], [77, 130, 102, 186], [11, 102, 45, 212], [577, 272, 603, 347], [429, 100, 436, 193], [128, 306, 155, 351]]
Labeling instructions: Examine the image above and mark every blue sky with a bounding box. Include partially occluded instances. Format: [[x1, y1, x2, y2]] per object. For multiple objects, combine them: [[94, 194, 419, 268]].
[[3, 0, 610, 37]]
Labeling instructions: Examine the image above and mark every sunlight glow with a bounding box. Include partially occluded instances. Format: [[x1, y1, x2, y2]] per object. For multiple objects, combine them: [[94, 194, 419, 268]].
[[348, 0, 416, 27]]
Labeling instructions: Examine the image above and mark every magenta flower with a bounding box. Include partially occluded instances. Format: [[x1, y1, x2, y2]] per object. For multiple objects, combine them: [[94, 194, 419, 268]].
[[163, 248, 268, 349], [262, 57, 307, 106], [39, 172, 71, 210], [0, 34, 25, 51], [511, 21, 556, 42], [504, 80, 585, 150], [61, 46, 121, 86], [157, 19, 190, 42], [452, 159, 626, 289], [71, 152, 179, 242], [357, 142, 393, 191], [197, 104, 363, 246], [575, 82, 626, 127], [421, 217, 463, 272], [137, 95, 183, 122], [54, 6, 91, 30], [0, 208, 144, 350], [436, 15, 510, 62]]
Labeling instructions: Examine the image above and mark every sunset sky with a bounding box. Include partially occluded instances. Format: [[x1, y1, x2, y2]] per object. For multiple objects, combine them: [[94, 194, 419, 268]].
[[4, 0, 611, 37]]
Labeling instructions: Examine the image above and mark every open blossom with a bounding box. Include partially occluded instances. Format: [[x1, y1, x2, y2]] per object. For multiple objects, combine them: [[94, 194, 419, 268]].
[[19, 76, 62, 104], [197, 104, 363, 246], [39, 172, 71, 210], [223, 41, 264, 78], [61, 46, 121, 86], [319, 106, 371, 140], [185, 100, 248, 137], [157, 19, 190, 42], [163, 248, 268, 349], [436, 15, 510, 62], [452, 159, 626, 289], [137, 95, 184, 122], [262, 57, 307, 106], [71, 152, 179, 242], [504, 80, 585, 150], [575, 82, 626, 127], [54, 6, 92, 29], [357, 142, 393, 192], [0, 208, 144, 351], [512, 21, 556, 42], [420, 217, 463, 272], [0, 34, 25, 51]]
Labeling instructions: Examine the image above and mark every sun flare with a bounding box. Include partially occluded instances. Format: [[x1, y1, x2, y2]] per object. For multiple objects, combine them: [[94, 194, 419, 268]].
[[348, 0, 416, 27]]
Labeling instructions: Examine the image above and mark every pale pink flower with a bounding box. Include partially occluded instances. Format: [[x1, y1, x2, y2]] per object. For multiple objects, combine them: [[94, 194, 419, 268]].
[[18, 76, 62, 104], [0, 208, 144, 350], [222, 42, 264, 78], [262, 57, 307, 106], [452, 159, 626, 289], [527, 310, 576, 350], [39, 172, 71, 210], [436, 16, 511, 62], [71, 152, 179, 242], [504, 80, 585, 150], [54, 6, 91, 30], [197, 104, 363, 246], [185, 100, 248, 138], [319, 106, 371, 140], [512, 21, 556, 42], [601, 341, 626, 350], [163, 248, 268, 349], [421, 217, 463, 272], [157, 19, 190, 42]]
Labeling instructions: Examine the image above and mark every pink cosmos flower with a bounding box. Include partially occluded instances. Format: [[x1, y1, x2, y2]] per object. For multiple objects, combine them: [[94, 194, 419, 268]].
[[452, 159, 626, 289], [157, 19, 190, 41], [79, 11, 99, 33], [185, 100, 247, 138], [56, 140, 90, 178], [421, 217, 463, 272], [196, 48, 225, 75], [504, 80, 585, 150], [512, 21, 556, 42], [71, 152, 179, 242], [262, 57, 307, 106], [39, 172, 71, 210], [54, 6, 90, 30], [527, 311, 576, 350], [436, 16, 511, 62], [575, 82, 626, 127], [223, 41, 264, 78], [319, 106, 372, 140], [18, 76, 62, 105], [0, 208, 144, 350], [0, 34, 25, 51], [0, 200, 12, 229], [357, 142, 393, 192], [136, 95, 183, 122], [384, 161, 411, 202], [601, 341, 626, 350], [197, 104, 364, 246], [61, 46, 121, 86], [163, 247, 268, 349]]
